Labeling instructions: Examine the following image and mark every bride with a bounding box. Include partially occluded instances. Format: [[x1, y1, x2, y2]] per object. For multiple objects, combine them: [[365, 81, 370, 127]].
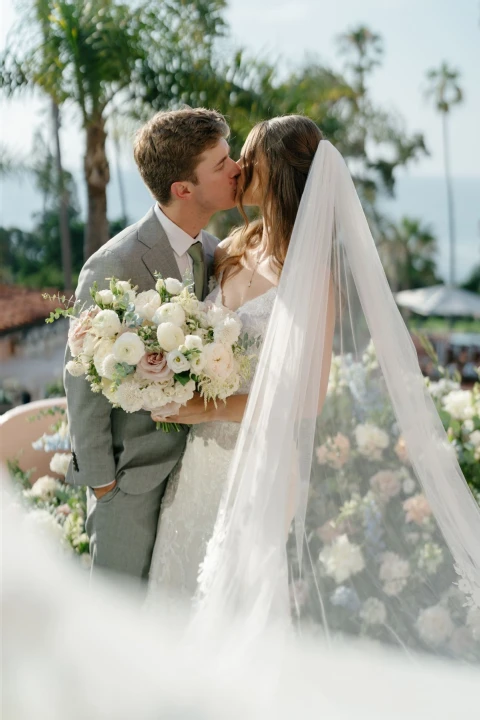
[[147, 115, 480, 661]]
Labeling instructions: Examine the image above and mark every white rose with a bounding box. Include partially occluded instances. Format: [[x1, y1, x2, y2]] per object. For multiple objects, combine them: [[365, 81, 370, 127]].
[[184, 334, 203, 351], [360, 598, 387, 626], [92, 309, 121, 337], [93, 338, 115, 375], [165, 278, 184, 295], [203, 343, 235, 379], [135, 289, 161, 321], [49, 453, 72, 477], [189, 353, 207, 373], [153, 302, 186, 327], [112, 332, 145, 366], [66, 360, 86, 376], [213, 316, 242, 346], [416, 606, 454, 646], [166, 350, 191, 373], [443, 390, 475, 420], [318, 534, 365, 584], [157, 322, 185, 352], [115, 378, 144, 413], [155, 278, 165, 292], [95, 289, 114, 305]]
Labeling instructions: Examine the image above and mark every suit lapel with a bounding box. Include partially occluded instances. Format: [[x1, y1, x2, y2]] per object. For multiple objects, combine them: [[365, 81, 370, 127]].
[[138, 207, 182, 284]]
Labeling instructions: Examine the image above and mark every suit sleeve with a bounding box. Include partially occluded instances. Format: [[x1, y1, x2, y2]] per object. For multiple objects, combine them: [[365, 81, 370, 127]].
[[63, 252, 120, 488]]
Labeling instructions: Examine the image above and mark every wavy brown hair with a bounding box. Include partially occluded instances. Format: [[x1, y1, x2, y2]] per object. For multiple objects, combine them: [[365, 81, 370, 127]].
[[217, 115, 323, 279]]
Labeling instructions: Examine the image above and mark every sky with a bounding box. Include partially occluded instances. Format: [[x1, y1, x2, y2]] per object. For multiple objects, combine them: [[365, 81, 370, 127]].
[[0, 0, 479, 178]]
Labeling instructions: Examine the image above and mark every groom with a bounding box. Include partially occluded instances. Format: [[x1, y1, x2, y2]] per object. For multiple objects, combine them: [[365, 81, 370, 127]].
[[64, 108, 240, 584]]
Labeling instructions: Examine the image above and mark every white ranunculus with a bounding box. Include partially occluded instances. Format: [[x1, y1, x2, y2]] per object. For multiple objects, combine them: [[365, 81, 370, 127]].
[[135, 289, 161, 321], [95, 289, 114, 305], [112, 332, 145, 366], [92, 309, 121, 337], [165, 278, 184, 295], [318, 534, 365, 584], [66, 360, 86, 376], [115, 378, 144, 413], [184, 334, 203, 351], [29, 475, 63, 501], [443, 389, 475, 421], [213, 316, 242, 346], [93, 338, 115, 375], [189, 353, 206, 373], [157, 322, 185, 352], [166, 350, 190, 373], [203, 342, 234, 379], [101, 354, 119, 380], [155, 278, 165, 293], [153, 302, 186, 327], [49, 453, 72, 477], [416, 606, 454, 646], [360, 598, 387, 626]]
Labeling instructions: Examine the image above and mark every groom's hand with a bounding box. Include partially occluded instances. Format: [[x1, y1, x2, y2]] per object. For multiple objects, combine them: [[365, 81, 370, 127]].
[[92, 480, 117, 500]]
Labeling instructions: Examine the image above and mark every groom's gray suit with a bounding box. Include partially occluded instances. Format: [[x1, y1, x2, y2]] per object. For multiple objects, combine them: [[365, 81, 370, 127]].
[[64, 207, 217, 582]]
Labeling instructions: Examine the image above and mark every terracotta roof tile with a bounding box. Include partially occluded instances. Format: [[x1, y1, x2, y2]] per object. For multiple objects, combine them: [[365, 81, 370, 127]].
[[0, 284, 66, 334]]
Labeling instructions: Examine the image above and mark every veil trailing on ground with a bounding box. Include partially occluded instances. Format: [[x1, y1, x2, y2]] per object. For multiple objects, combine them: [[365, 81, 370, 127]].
[[193, 140, 480, 660]]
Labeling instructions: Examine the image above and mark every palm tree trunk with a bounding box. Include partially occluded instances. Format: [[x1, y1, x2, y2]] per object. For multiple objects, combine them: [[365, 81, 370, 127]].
[[84, 117, 110, 260], [52, 102, 72, 291], [442, 112, 456, 287], [114, 136, 128, 227]]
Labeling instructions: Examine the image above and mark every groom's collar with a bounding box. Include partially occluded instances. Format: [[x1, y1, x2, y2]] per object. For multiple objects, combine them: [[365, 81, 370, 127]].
[[154, 203, 203, 257]]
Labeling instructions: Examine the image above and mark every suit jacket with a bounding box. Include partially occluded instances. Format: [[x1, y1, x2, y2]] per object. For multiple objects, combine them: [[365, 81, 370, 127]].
[[64, 207, 218, 493]]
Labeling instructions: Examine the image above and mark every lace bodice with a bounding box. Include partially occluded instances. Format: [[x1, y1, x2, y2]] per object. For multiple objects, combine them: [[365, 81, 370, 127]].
[[146, 282, 277, 605]]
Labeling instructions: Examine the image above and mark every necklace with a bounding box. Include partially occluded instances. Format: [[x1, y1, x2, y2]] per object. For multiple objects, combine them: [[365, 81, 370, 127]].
[[247, 254, 262, 288]]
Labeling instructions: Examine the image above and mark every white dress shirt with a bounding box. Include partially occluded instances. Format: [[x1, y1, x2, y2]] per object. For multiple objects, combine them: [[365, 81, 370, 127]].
[[154, 203, 203, 279]]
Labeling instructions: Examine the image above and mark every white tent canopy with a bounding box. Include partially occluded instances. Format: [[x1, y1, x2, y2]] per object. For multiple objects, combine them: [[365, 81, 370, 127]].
[[396, 284, 480, 318]]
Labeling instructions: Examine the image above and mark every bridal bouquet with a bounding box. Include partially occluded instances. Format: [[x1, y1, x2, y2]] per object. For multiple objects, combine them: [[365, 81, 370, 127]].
[[51, 275, 251, 430]]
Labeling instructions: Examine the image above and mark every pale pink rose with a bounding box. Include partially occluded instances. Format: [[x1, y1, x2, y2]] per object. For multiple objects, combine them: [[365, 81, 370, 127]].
[[68, 308, 99, 356], [403, 494, 432, 525], [150, 401, 182, 421], [136, 352, 174, 382], [370, 470, 401, 501], [315, 433, 351, 470], [394, 436, 409, 464]]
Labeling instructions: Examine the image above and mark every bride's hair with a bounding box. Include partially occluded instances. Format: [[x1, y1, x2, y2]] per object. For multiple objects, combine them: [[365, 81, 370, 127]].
[[216, 115, 323, 279]]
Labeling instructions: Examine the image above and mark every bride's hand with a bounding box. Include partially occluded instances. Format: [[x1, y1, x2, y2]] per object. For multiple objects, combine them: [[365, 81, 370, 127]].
[[150, 393, 248, 425]]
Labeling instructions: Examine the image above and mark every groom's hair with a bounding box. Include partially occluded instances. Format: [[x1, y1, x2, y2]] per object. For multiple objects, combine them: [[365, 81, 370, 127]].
[[134, 108, 230, 205]]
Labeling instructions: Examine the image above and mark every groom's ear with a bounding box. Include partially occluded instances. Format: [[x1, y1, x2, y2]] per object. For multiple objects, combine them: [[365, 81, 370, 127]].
[[170, 181, 193, 201]]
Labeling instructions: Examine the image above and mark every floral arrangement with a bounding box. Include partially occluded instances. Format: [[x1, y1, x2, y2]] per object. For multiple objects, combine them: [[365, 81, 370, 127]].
[[9, 408, 90, 567], [289, 343, 480, 658], [52, 275, 251, 430]]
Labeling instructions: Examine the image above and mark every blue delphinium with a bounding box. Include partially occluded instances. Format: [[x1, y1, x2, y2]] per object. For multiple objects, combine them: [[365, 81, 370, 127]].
[[330, 585, 361, 612]]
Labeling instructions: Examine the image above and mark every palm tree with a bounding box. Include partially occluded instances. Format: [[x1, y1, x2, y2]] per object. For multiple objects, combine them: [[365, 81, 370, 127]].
[[425, 63, 463, 287], [379, 217, 438, 292], [1, 0, 226, 260]]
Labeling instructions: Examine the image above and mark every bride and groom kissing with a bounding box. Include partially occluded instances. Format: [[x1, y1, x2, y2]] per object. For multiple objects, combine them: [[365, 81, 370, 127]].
[[64, 107, 313, 596]]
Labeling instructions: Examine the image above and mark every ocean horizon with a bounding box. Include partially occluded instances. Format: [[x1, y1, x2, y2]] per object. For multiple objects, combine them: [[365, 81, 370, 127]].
[[1, 171, 479, 285]]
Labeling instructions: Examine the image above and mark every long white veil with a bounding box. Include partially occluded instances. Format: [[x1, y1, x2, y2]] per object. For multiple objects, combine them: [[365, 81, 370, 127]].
[[193, 140, 480, 660]]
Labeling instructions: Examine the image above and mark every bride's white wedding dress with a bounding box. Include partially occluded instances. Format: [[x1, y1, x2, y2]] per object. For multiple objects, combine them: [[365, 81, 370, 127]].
[[147, 279, 277, 602]]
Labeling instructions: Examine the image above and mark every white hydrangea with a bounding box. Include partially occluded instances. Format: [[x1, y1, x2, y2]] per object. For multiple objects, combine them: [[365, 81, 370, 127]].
[[140, 384, 170, 411], [416, 605, 454, 646], [166, 350, 190, 373], [184, 334, 203, 351], [443, 389, 475, 421], [27, 475, 62, 501], [157, 322, 185, 352], [115, 378, 144, 413], [354, 423, 389, 460], [95, 289, 114, 305], [91, 309, 121, 337], [379, 552, 410, 596], [93, 338, 115, 375], [112, 332, 145, 366], [319, 534, 365, 584], [165, 278, 183, 295], [214, 316, 242, 346], [153, 302, 186, 327], [135, 289, 161, 321], [66, 360, 86, 376], [360, 598, 387, 626], [49, 453, 72, 477]]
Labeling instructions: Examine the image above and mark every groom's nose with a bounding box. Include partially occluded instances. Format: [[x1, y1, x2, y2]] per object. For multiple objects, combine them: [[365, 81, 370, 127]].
[[229, 158, 241, 179]]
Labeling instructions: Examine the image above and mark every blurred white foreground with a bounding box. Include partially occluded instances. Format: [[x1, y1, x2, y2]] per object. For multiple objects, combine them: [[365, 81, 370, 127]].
[[2, 478, 479, 720]]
